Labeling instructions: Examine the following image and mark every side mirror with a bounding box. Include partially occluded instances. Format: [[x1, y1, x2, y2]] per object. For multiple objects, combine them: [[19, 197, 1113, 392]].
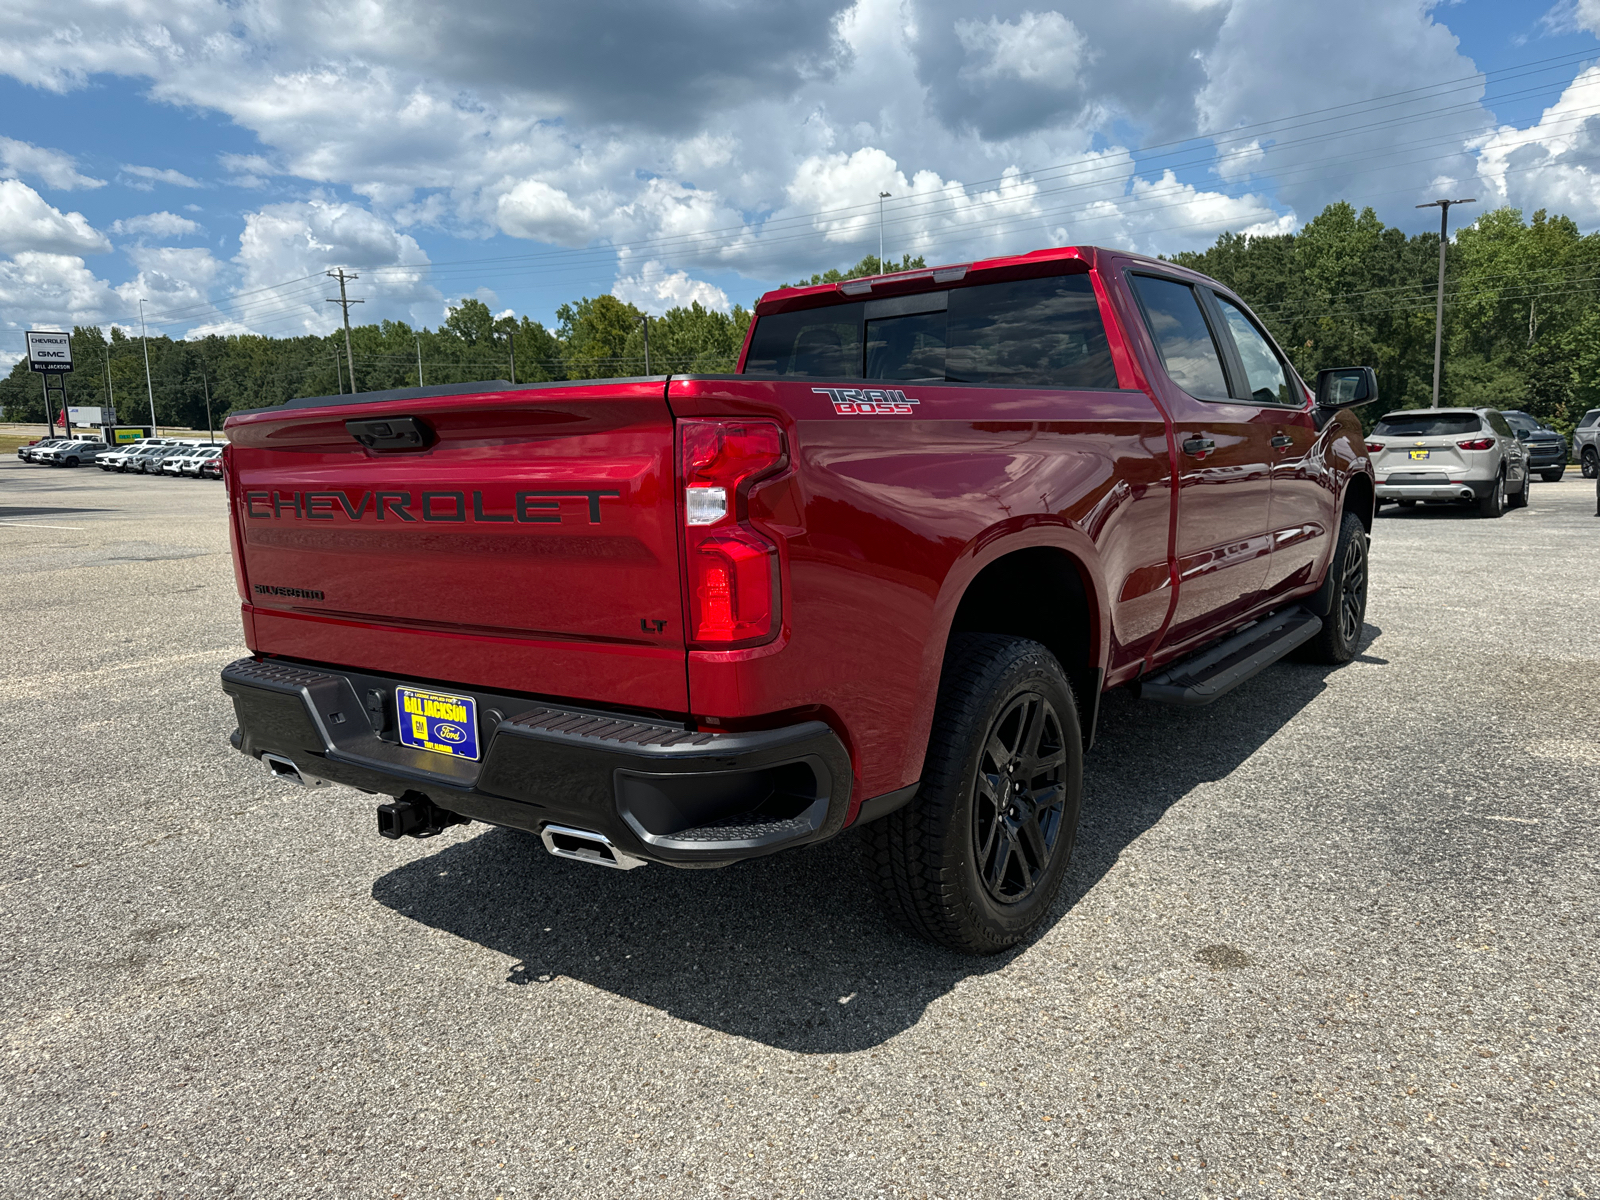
[[1315, 366, 1378, 409]]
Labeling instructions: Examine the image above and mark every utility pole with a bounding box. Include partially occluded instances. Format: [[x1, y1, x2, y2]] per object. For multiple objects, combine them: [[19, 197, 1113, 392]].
[[507, 327, 517, 384], [199, 362, 214, 443], [139, 298, 157, 434], [415, 332, 424, 386], [104, 343, 113, 412], [878, 192, 892, 273], [637, 314, 651, 375], [325, 268, 363, 393], [332, 348, 344, 395], [1416, 197, 1475, 406]]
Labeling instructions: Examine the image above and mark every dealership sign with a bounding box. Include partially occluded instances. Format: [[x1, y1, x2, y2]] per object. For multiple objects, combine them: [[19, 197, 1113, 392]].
[[26, 330, 73, 374]]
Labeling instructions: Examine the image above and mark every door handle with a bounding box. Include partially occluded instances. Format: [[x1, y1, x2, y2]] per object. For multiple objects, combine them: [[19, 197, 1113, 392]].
[[1271, 434, 1294, 449], [1182, 437, 1215, 457]]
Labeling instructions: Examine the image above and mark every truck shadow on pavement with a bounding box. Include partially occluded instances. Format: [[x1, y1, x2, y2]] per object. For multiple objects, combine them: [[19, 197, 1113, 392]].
[[372, 622, 1381, 1054]]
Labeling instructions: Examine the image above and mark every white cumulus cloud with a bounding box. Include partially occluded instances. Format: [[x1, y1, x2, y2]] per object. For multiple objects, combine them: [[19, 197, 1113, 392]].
[[0, 180, 111, 255], [112, 211, 202, 239], [954, 11, 1092, 86], [612, 260, 730, 315], [0, 136, 105, 190]]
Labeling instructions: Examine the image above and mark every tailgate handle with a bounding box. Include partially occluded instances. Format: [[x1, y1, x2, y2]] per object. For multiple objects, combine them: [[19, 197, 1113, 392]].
[[345, 417, 433, 452]]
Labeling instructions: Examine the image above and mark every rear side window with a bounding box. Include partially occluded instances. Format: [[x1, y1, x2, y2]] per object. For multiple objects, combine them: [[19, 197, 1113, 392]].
[[1486, 411, 1514, 438], [1373, 413, 1482, 436], [743, 272, 1118, 388], [745, 307, 863, 378], [1129, 275, 1230, 400], [1578, 410, 1599, 430]]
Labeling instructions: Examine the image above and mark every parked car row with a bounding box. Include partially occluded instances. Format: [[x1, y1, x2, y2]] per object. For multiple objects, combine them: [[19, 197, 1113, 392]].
[[15, 437, 111, 467], [14, 436, 224, 478]]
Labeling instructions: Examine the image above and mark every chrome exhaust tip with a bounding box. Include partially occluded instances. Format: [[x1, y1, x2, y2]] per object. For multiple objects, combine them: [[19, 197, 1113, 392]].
[[260, 751, 330, 788], [540, 823, 648, 870]]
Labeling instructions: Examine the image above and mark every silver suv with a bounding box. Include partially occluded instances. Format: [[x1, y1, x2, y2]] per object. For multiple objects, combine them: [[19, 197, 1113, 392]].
[[1371, 407, 1529, 518], [1576, 408, 1599, 479]]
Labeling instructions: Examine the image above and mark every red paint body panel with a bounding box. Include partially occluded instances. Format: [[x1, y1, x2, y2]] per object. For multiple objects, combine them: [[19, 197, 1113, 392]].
[[222, 244, 1374, 825], [670, 375, 1170, 801], [228, 382, 689, 713]]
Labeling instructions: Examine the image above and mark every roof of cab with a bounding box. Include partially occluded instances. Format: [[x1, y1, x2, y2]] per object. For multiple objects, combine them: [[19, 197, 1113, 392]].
[[754, 244, 1114, 314]]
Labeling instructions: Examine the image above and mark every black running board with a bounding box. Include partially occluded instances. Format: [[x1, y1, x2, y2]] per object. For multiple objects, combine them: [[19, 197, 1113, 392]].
[[1138, 606, 1322, 706]]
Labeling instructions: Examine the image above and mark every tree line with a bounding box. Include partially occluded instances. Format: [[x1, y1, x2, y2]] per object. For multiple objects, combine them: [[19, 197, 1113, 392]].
[[4, 210, 1595, 438]]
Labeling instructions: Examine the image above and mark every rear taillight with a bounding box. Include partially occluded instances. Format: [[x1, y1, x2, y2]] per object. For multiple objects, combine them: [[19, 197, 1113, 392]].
[[678, 420, 786, 648], [1457, 437, 1495, 450], [1365, 442, 1384, 453]]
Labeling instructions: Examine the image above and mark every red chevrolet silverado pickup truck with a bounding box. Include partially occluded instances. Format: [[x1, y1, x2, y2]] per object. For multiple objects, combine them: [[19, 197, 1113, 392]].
[[220, 245, 1377, 953]]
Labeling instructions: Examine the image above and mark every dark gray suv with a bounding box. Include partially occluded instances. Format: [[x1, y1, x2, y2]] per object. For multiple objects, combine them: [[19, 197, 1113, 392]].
[[1501, 410, 1568, 481]]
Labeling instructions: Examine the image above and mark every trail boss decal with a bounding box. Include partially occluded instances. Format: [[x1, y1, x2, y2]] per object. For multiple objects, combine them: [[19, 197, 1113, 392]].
[[812, 387, 920, 415], [242, 488, 621, 524]]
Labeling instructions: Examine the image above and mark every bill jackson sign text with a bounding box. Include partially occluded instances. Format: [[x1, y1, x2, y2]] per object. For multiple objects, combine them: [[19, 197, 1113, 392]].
[[26, 331, 73, 373]]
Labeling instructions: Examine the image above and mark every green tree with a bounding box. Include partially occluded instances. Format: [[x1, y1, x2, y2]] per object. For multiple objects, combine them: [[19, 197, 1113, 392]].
[[556, 294, 645, 379], [783, 252, 927, 288]]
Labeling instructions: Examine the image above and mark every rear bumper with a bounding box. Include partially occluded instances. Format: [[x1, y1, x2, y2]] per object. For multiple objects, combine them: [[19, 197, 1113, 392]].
[[220, 656, 854, 867], [1377, 477, 1491, 501]]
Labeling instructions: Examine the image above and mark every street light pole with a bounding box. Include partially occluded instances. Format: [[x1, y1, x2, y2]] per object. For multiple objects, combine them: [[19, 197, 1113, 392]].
[[878, 191, 892, 273], [1416, 197, 1476, 407], [139, 299, 157, 434], [199, 362, 214, 443], [636, 314, 651, 375]]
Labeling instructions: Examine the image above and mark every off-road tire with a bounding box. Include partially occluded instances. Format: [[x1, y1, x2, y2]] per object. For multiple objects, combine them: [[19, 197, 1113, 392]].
[[1540, 467, 1566, 483], [1299, 511, 1369, 665], [863, 634, 1082, 955], [1478, 472, 1505, 518]]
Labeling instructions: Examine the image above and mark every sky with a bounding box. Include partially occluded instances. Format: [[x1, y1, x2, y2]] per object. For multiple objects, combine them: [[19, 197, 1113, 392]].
[[1, 0, 1598, 365]]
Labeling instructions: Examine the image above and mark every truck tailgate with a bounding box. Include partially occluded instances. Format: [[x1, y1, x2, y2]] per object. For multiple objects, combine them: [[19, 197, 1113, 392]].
[[226, 381, 687, 712]]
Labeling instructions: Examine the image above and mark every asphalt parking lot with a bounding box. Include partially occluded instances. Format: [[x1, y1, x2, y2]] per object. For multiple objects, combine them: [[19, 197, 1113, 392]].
[[2, 460, 1596, 1199]]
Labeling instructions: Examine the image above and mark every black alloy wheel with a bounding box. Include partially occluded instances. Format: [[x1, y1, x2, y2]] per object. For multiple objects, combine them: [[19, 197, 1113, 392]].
[[1299, 510, 1369, 665], [1582, 449, 1597, 479], [863, 634, 1083, 954], [972, 692, 1068, 905]]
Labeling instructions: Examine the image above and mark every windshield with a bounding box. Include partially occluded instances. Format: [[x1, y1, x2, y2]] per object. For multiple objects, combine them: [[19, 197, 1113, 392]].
[[1373, 413, 1482, 437]]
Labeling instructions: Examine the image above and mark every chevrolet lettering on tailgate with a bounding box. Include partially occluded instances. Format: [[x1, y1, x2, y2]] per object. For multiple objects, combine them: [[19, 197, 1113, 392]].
[[242, 488, 621, 524]]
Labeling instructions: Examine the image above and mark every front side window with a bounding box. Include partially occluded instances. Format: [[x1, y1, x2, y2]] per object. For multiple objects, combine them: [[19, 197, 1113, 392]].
[[742, 271, 1118, 388], [1214, 296, 1297, 405], [1129, 275, 1230, 400]]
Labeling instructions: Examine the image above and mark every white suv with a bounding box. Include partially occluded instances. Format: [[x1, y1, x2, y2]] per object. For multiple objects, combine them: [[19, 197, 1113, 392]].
[[1370, 407, 1529, 518], [1576, 408, 1599, 479]]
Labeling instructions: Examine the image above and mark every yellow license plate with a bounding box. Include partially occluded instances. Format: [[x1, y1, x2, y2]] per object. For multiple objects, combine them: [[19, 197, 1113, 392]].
[[1409, 449, 1430, 460]]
